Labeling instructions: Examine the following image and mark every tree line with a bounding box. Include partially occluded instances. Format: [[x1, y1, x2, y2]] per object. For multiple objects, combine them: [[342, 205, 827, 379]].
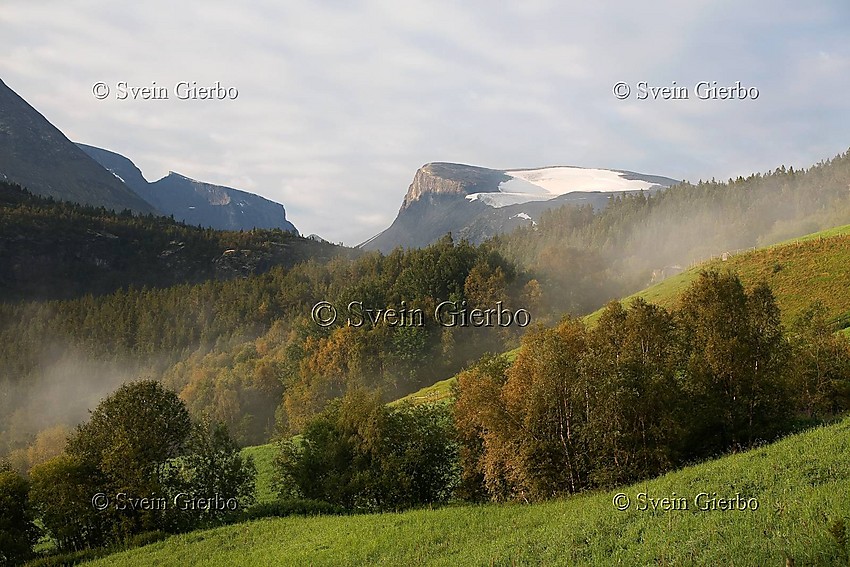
[[274, 272, 850, 510], [453, 271, 850, 501]]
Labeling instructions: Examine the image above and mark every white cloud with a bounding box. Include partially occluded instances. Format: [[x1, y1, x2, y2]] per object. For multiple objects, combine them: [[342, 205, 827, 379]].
[[1, 0, 849, 244]]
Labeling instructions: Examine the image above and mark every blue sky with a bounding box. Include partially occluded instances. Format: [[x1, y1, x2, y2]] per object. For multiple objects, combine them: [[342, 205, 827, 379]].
[[2, 1, 849, 244]]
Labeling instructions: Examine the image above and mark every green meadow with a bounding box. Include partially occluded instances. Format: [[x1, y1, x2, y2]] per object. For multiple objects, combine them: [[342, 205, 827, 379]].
[[585, 224, 850, 328], [89, 417, 850, 566]]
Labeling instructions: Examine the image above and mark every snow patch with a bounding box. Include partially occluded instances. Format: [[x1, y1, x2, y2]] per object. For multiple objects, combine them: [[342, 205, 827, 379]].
[[107, 169, 125, 184], [466, 192, 545, 207], [466, 167, 659, 208], [510, 212, 536, 226], [507, 167, 655, 195]]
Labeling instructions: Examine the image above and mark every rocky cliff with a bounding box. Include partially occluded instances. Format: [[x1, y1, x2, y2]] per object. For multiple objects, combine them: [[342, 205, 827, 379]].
[[362, 162, 679, 252], [400, 163, 509, 209], [78, 144, 298, 233]]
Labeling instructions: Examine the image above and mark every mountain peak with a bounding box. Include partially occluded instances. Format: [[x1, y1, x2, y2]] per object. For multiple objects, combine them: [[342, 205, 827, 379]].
[[401, 163, 508, 210], [363, 162, 679, 252], [0, 80, 155, 213]]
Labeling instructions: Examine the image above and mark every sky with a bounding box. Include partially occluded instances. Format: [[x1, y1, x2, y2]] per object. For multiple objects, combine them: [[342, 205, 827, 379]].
[[2, 1, 849, 245]]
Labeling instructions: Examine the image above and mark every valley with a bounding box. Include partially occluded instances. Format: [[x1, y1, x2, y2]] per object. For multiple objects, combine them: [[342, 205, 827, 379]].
[[1, 74, 849, 567]]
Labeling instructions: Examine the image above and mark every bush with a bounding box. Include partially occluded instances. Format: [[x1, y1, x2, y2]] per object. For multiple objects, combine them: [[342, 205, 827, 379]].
[[29, 455, 108, 552], [276, 391, 458, 512], [65, 380, 192, 541], [0, 468, 38, 566], [166, 419, 257, 531]]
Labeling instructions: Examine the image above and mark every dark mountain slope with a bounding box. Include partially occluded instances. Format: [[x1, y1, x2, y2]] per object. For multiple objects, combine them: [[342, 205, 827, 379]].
[[0, 78, 155, 214], [0, 181, 343, 302]]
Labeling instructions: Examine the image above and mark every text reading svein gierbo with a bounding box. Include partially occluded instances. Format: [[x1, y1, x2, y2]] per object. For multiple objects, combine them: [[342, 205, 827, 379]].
[[310, 300, 531, 328]]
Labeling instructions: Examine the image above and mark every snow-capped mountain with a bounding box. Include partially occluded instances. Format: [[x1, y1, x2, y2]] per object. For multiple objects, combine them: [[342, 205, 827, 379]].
[[361, 162, 679, 252]]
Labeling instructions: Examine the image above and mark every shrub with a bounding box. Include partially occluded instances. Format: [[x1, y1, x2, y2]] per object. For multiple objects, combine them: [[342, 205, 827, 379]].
[[0, 467, 38, 565]]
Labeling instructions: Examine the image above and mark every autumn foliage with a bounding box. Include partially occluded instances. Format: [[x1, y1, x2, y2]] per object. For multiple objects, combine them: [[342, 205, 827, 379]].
[[455, 271, 850, 501]]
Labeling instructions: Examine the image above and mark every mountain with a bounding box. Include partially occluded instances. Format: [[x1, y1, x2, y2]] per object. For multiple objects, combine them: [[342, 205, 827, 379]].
[[0, 78, 155, 214], [361, 162, 679, 251], [0, 180, 340, 301], [77, 144, 298, 233]]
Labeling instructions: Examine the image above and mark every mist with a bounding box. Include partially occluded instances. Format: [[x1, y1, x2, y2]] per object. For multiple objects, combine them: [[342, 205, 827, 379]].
[[0, 344, 151, 455], [502, 153, 850, 317]]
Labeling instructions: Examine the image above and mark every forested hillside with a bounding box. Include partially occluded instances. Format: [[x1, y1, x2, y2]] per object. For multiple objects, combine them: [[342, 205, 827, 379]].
[[395, 221, 850, 414], [0, 181, 344, 302], [5, 150, 850, 462], [0, 235, 531, 461]]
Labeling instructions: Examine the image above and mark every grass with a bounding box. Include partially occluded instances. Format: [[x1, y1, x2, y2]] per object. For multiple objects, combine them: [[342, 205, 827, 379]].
[[585, 224, 850, 328], [240, 444, 278, 505], [390, 347, 521, 408], [388, 376, 456, 407], [86, 416, 850, 566]]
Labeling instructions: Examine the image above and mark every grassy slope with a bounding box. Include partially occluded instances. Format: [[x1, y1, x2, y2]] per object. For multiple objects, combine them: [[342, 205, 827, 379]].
[[89, 416, 850, 566], [585, 223, 850, 327], [240, 444, 278, 505], [390, 348, 520, 408], [387, 376, 456, 407]]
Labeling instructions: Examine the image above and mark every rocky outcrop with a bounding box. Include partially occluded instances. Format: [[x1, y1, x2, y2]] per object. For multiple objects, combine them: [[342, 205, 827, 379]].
[[400, 163, 509, 209]]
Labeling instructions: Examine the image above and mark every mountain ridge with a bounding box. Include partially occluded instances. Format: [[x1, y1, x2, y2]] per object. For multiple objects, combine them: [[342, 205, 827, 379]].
[[0, 78, 156, 214], [77, 143, 298, 233]]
